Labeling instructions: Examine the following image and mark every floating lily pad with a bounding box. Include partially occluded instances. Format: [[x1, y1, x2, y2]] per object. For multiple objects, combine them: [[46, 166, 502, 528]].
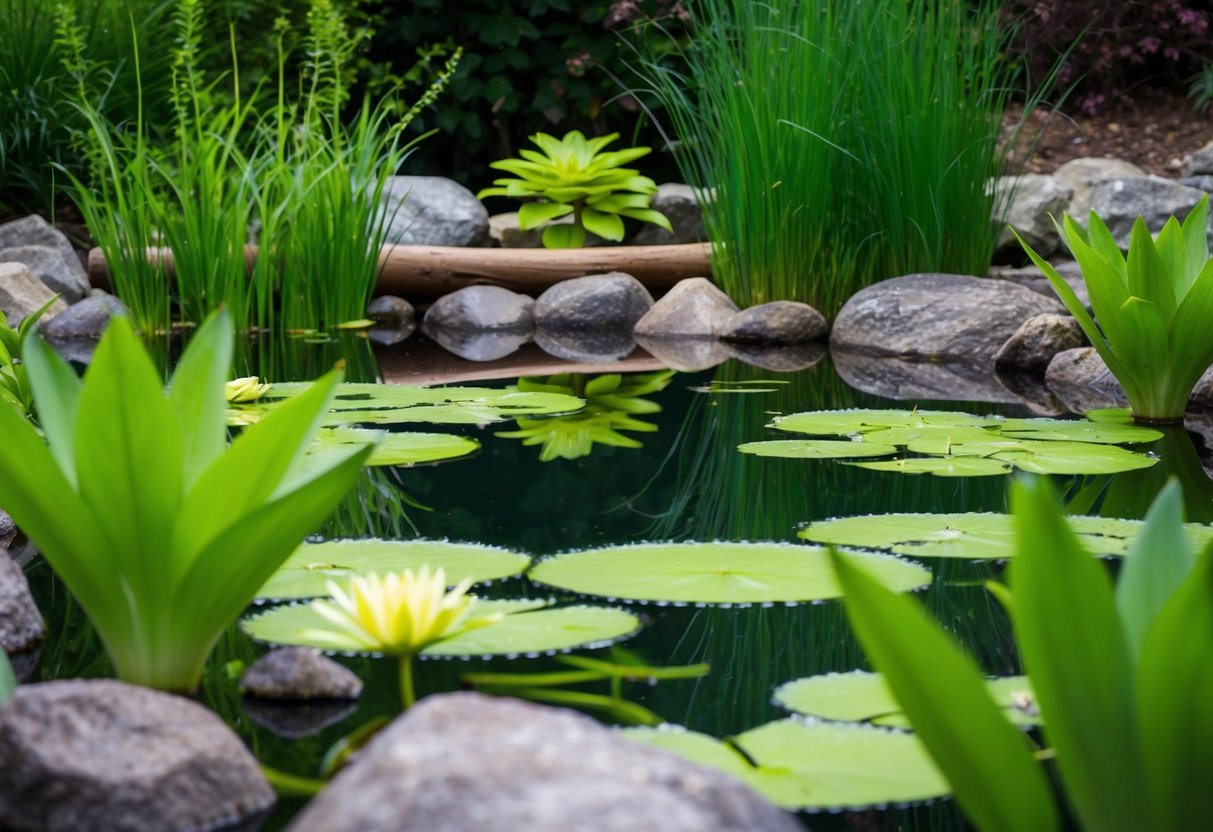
[[798, 512, 1213, 560], [626, 720, 949, 811], [773, 670, 1041, 728], [256, 539, 532, 600], [242, 599, 639, 658], [527, 542, 931, 605], [738, 439, 898, 459], [314, 427, 480, 467], [998, 419, 1162, 444], [847, 457, 1013, 477], [901, 437, 1158, 475], [772, 409, 1003, 436]]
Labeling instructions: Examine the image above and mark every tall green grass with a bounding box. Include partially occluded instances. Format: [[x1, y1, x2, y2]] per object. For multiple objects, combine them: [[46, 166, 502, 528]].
[[635, 0, 1024, 316]]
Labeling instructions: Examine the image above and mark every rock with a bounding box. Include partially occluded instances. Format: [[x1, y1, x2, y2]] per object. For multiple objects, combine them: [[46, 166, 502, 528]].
[[488, 212, 607, 248], [632, 183, 707, 245], [534, 328, 636, 363], [0, 553, 42, 655], [1179, 175, 1213, 194], [1044, 347, 1128, 414], [994, 313, 1086, 373], [1088, 176, 1211, 247], [832, 349, 1022, 404], [242, 698, 359, 740], [830, 273, 1064, 361], [428, 328, 531, 362], [1182, 138, 1213, 177], [633, 334, 730, 372], [724, 342, 827, 372], [367, 295, 416, 329], [719, 301, 828, 345], [286, 692, 801, 832], [380, 176, 490, 248], [992, 260, 1090, 309], [423, 286, 533, 333], [0, 216, 87, 292], [240, 647, 363, 700], [632, 277, 737, 339], [0, 263, 67, 327], [994, 367, 1070, 416], [993, 174, 1073, 260], [7, 646, 40, 685], [534, 273, 653, 337], [40, 290, 126, 340], [0, 510, 14, 549], [1053, 157, 1145, 219], [0, 679, 276, 832], [0, 245, 89, 304]]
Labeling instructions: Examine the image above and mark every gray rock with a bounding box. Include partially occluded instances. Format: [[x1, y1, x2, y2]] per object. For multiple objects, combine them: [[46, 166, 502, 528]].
[[720, 301, 828, 345], [534, 273, 653, 336], [287, 692, 801, 832], [1182, 138, 1213, 177], [724, 342, 827, 372], [1179, 175, 1213, 194], [992, 260, 1090, 309], [7, 646, 40, 685], [423, 286, 533, 333], [380, 176, 490, 248], [1053, 157, 1146, 219], [632, 183, 706, 245], [633, 334, 730, 372], [1044, 347, 1128, 414], [0, 216, 87, 291], [428, 328, 531, 362], [40, 290, 126, 340], [242, 698, 359, 740], [0, 554, 42, 655], [832, 349, 1022, 404], [830, 274, 1064, 361], [0, 263, 67, 327], [488, 212, 606, 248], [994, 174, 1073, 259], [240, 647, 362, 700], [367, 295, 416, 330], [0, 511, 13, 549], [1088, 176, 1211, 247], [994, 313, 1086, 373], [994, 367, 1070, 416], [0, 679, 276, 832], [0, 245, 89, 303], [534, 328, 636, 363], [632, 277, 737, 339]]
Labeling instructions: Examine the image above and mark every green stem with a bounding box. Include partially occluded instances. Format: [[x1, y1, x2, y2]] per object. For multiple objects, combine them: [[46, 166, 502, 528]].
[[399, 653, 416, 710]]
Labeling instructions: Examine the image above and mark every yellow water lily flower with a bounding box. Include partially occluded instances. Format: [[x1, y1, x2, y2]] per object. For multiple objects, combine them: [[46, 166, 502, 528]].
[[225, 376, 270, 403]]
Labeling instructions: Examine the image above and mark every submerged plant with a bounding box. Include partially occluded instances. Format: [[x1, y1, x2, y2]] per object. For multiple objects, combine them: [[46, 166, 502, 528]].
[[0, 297, 58, 420], [1015, 197, 1213, 424], [477, 130, 671, 248], [0, 310, 373, 691], [834, 478, 1213, 830]]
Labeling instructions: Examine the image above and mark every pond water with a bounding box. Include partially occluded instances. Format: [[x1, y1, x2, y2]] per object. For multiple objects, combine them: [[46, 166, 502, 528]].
[[22, 334, 1213, 830]]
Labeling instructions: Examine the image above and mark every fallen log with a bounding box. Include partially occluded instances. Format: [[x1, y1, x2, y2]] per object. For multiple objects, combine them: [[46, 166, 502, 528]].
[[87, 242, 713, 298]]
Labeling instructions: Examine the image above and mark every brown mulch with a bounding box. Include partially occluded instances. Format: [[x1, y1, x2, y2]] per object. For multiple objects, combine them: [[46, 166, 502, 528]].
[[1003, 87, 1213, 178]]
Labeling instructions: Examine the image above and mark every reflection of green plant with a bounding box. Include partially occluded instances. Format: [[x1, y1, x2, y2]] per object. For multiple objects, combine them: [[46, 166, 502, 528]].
[[1016, 197, 1213, 424], [834, 478, 1213, 831], [477, 131, 671, 248], [0, 310, 373, 691], [0, 297, 58, 420], [496, 371, 673, 461]]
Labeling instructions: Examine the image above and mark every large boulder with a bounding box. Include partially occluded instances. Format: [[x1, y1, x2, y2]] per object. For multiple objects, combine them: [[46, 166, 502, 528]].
[[830, 274, 1064, 361], [632, 277, 737, 339], [993, 174, 1073, 259], [0, 263, 67, 327], [719, 301, 828, 345], [40, 290, 126, 340], [1053, 157, 1145, 219], [994, 313, 1086, 374], [0, 245, 90, 303], [423, 285, 533, 334], [0, 216, 87, 292], [631, 183, 707, 245], [0, 554, 42, 655], [1043, 347, 1128, 414], [287, 692, 801, 832], [992, 260, 1090, 309], [380, 176, 490, 248], [0, 679, 276, 832], [240, 647, 363, 700], [832, 350, 1022, 404], [1088, 176, 1211, 247], [534, 272, 653, 337], [1182, 138, 1213, 177]]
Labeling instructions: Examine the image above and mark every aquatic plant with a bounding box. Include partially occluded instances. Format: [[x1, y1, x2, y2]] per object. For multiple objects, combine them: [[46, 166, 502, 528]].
[[635, 0, 1023, 314], [834, 478, 1213, 831], [0, 310, 372, 691], [0, 297, 58, 420], [0, 650, 14, 706], [1015, 197, 1213, 424], [477, 130, 671, 248]]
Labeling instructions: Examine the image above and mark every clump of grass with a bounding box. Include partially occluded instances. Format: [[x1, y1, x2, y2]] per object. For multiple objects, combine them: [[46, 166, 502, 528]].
[[635, 0, 1024, 316]]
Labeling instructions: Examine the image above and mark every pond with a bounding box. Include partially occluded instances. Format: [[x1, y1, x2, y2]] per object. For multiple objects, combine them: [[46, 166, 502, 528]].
[[20, 333, 1211, 831]]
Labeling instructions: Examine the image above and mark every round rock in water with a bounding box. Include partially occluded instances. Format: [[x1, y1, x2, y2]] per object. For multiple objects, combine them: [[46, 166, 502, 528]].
[[367, 295, 416, 329], [994, 313, 1085, 373], [633, 333, 730, 372], [0, 679, 276, 832], [240, 647, 363, 700], [830, 273, 1064, 361], [533, 272, 654, 335], [632, 277, 738, 339], [379, 176, 490, 248], [719, 301, 828, 345], [534, 327, 636, 363], [428, 327, 532, 362], [287, 692, 802, 832], [41, 291, 127, 340], [423, 285, 533, 334], [0, 552, 42, 654], [724, 341, 826, 372], [1044, 347, 1128, 414]]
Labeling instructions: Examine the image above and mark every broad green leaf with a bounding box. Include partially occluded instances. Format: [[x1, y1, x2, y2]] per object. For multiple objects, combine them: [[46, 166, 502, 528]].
[[257, 539, 531, 599], [737, 439, 898, 459], [998, 419, 1162, 444], [542, 223, 586, 248], [1166, 261, 1213, 403], [860, 425, 999, 447], [1154, 216, 1189, 310], [1136, 546, 1213, 829], [168, 310, 233, 490], [846, 457, 1013, 477], [833, 551, 1058, 832], [1180, 196, 1210, 294], [314, 427, 478, 467], [21, 333, 82, 486], [580, 208, 625, 241], [616, 208, 673, 231], [1126, 219, 1176, 323], [989, 440, 1157, 475], [528, 542, 931, 605], [1010, 478, 1148, 832], [772, 409, 1002, 436], [517, 201, 574, 229]]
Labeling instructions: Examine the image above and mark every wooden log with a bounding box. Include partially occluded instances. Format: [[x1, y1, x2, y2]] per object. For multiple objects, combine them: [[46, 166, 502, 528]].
[[88, 242, 713, 297]]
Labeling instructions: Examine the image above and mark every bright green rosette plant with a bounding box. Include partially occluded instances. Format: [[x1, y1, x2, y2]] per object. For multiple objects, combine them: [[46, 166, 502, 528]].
[[477, 130, 671, 248], [1, 297, 58, 420], [0, 310, 373, 691], [1015, 196, 1213, 424], [833, 477, 1213, 831]]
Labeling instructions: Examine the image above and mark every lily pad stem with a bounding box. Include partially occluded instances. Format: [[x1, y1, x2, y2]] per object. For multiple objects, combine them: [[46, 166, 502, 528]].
[[399, 653, 417, 710]]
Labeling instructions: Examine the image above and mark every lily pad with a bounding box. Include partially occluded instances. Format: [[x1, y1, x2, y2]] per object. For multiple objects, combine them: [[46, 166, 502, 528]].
[[738, 439, 898, 459], [242, 600, 640, 658], [998, 419, 1162, 444], [846, 457, 1013, 477], [314, 427, 480, 467], [773, 670, 1041, 728], [898, 437, 1158, 475], [527, 542, 931, 605], [626, 720, 949, 811], [772, 409, 1003, 436], [256, 539, 532, 600]]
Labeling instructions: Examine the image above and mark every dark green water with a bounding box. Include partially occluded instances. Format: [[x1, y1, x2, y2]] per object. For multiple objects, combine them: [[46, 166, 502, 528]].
[[24, 343, 1209, 830]]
